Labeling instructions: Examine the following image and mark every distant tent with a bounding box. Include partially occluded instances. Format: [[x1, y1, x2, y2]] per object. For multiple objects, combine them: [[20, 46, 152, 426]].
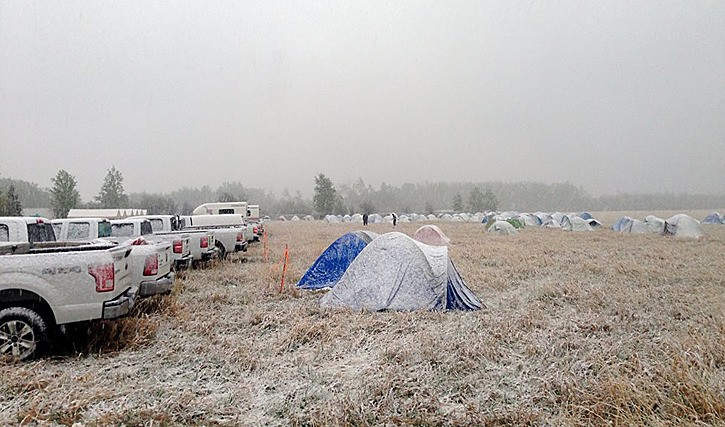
[[487, 220, 518, 235], [297, 231, 378, 290], [291, 215, 300, 221], [644, 215, 665, 234], [612, 216, 632, 231], [427, 214, 437, 221], [351, 214, 363, 223], [277, 215, 287, 221], [518, 213, 542, 227], [303, 215, 315, 221], [369, 213, 383, 224], [542, 216, 562, 228], [324, 215, 340, 223], [586, 218, 602, 228], [320, 232, 482, 311], [413, 225, 451, 246], [561, 216, 594, 232], [703, 212, 723, 224], [623, 219, 650, 234], [664, 214, 704, 238]]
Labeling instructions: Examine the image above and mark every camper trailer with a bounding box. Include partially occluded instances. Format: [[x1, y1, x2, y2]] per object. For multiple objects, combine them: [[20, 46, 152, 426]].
[[192, 202, 248, 218]]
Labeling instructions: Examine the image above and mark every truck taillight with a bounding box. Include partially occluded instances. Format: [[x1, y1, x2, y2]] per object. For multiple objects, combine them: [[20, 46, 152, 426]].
[[200, 236, 209, 248], [253, 226, 258, 234], [236, 232, 244, 242], [143, 254, 159, 276], [89, 263, 115, 292], [173, 240, 183, 254]]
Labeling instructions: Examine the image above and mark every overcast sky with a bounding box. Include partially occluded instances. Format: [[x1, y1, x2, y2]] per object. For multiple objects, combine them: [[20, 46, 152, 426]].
[[1, 1, 723, 200]]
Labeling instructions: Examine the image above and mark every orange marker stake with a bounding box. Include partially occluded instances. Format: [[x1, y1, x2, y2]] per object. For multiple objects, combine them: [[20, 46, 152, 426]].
[[279, 244, 289, 292]]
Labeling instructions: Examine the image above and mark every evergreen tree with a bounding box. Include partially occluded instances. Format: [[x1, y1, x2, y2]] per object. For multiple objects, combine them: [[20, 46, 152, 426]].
[[313, 173, 340, 216], [95, 166, 129, 208], [50, 169, 81, 218], [6, 184, 22, 215], [468, 187, 485, 212], [452, 193, 463, 212], [481, 188, 499, 211]]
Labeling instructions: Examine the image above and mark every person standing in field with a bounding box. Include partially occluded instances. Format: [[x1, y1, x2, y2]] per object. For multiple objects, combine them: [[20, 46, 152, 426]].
[[363, 213, 369, 226], [392, 212, 397, 227]]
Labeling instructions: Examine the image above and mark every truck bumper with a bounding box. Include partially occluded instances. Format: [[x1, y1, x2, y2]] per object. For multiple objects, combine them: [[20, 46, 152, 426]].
[[139, 272, 176, 297], [201, 247, 219, 261], [102, 287, 135, 319], [235, 242, 248, 252], [173, 254, 193, 270]]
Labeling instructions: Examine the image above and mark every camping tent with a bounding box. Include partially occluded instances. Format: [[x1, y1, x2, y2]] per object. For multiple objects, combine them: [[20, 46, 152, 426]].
[[663, 214, 704, 238], [297, 231, 379, 290], [561, 216, 594, 231], [487, 220, 518, 235], [703, 212, 723, 224], [320, 232, 482, 311], [644, 215, 666, 234], [612, 216, 632, 231], [413, 225, 451, 246]]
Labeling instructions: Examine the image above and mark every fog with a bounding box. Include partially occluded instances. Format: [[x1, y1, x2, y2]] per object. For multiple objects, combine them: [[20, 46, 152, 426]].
[[1, 1, 723, 201]]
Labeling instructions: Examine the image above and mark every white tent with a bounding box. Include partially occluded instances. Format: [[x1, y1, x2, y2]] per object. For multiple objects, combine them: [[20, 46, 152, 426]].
[[561, 216, 594, 232], [320, 232, 482, 311], [487, 220, 518, 235], [664, 214, 704, 238]]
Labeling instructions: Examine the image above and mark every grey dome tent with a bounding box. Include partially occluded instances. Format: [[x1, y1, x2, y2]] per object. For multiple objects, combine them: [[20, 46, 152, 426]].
[[664, 214, 704, 238], [320, 232, 482, 311]]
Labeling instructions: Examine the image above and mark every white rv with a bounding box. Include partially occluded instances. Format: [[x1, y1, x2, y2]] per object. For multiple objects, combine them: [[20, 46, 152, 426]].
[[192, 202, 248, 218]]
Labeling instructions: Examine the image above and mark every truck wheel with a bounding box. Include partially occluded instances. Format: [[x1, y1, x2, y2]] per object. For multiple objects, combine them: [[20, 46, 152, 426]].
[[0, 307, 48, 361], [216, 242, 227, 260]]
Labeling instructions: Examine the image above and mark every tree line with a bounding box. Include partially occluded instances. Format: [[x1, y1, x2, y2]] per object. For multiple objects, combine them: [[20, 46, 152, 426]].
[[1, 169, 723, 219]]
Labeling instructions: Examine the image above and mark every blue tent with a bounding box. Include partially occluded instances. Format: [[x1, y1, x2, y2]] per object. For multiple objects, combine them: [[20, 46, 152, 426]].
[[297, 231, 378, 290], [703, 212, 723, 224]]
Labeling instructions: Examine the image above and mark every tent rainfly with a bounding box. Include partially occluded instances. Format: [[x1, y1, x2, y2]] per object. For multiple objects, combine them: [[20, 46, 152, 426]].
[[297, 231, 378, 290], [412, 225, 451, 246]]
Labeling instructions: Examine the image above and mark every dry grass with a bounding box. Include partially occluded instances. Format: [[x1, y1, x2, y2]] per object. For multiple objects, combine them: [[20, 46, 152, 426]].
[[1, 217, 724, 426]]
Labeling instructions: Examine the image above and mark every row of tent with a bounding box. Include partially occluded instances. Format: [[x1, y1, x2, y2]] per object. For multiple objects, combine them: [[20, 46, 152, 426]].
[[612, 214, 705, 238], [296, 225, 483, 312]]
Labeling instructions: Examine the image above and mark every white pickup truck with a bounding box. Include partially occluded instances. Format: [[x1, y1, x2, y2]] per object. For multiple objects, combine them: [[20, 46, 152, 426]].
[[129, 215, 218, 266], [0, 239, 134, 360], [109, 219, 192, 270], [51, 218, 176, 298], [180, 214, 248, 260], [1, 216, 57, 244]]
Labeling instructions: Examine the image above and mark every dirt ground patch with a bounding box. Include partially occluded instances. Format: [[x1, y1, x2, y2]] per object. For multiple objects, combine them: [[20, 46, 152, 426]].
[[2, 218, 724, 426]]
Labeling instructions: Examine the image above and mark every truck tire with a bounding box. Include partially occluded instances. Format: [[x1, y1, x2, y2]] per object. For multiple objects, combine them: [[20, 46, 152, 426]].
[[216, 242, 227, 260], [0, 307, 48, 361]]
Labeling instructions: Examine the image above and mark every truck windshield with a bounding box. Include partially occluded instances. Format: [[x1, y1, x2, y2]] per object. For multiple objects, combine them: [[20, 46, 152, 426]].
[[27, 223, 56, 243], [0, 225, 8, 242], [111, 223, 135, 237], [98, 221, 112, 238]]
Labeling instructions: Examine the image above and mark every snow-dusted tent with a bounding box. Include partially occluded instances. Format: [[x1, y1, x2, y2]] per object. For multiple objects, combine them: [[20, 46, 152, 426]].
[[320, 232, 482, 311], [297, 231, 379, 290], [644, 215, 666, 234], [324, 215, 340, 223], [612, 216, 633, 231], [303, 215, 315, 221], [703, 212, 723, 224], [487, 220, 518, 235], [561, 216, 594, 232], [413, 225, 451, 246], [664, 214, 704, 238], [623, 219, 650, 234]]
